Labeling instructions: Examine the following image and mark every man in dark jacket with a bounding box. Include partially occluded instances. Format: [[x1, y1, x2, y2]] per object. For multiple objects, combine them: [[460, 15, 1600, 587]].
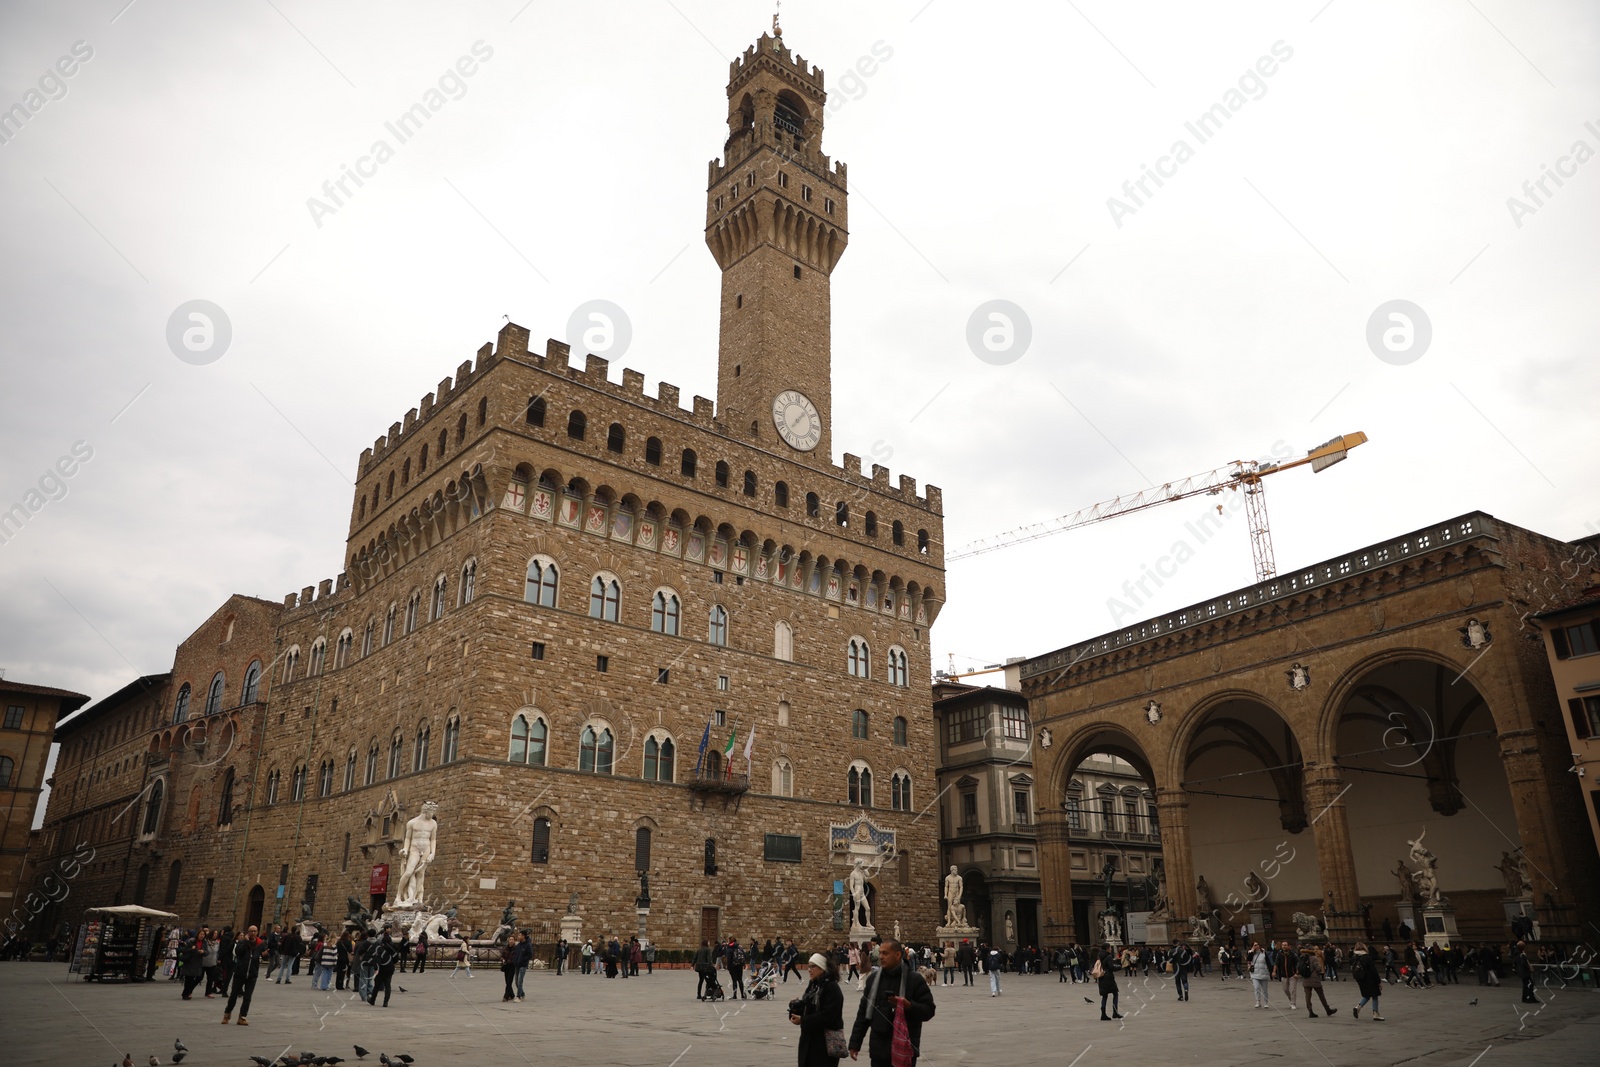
[[1514, 941, 1539, 1003], [849, 939, 935, 1065], [692, 940, 715, 1000], [221, 925, 268, 1025], [955, 940, 976, 987]]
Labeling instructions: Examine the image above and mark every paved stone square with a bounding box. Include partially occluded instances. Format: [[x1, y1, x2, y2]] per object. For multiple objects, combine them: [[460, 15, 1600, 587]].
[[11, 962, 1600, 1067]]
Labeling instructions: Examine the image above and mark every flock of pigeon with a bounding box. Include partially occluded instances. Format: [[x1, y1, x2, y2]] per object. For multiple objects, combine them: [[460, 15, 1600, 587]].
[[115, 1041, 416, 1066]]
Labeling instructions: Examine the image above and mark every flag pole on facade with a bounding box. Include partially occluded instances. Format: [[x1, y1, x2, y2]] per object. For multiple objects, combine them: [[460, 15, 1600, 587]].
[[743, 725, 756, 775], [695, 720, 711, 777], [722, 726, 737, 778]]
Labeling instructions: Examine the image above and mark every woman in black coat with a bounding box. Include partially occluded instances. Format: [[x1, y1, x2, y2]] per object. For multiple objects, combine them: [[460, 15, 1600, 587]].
[[791, 952, 845, 1067], [1095, 944, 1122, 1020]]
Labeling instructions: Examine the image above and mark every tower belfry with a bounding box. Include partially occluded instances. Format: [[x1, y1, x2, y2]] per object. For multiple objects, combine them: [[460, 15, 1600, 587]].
[[706, 30, 847, 464]]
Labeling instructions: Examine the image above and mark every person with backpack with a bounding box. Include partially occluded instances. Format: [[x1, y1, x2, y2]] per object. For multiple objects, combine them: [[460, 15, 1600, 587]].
[[783, 939, 806, 984], [1381, 944, 1400, 984], [983, 943, 1003, 997], [1273, 940, 1299, 1009], [848, 939, 935, 1066], [1349, 941, 1385, 1020], [412, 930, 428, 973], [1299, 947, 1335, 1017], [727, 937, 749, 999], [1092, 943, 1121, 1020]]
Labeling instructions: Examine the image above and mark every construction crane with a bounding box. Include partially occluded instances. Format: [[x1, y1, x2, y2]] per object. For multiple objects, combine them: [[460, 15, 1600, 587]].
[[947, 432, 1368, 581]]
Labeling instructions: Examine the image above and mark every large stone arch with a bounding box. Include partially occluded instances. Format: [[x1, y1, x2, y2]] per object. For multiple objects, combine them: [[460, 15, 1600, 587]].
[[1314, 644, 1502, 760]]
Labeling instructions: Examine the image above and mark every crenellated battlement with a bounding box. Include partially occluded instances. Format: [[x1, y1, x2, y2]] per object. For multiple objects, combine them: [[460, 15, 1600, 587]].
[[729, 32, 824, 90]]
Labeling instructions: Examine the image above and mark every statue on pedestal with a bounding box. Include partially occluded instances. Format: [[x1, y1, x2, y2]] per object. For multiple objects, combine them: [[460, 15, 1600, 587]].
[[847, 858, 873, 930], [1407, 829, 1443, 906], [1393, 859, 1416, 903], [636, 871, 651, 909], [394, 801, 439, 907], [1494, 850, 1531, 899], [1099, 911, 1121, 944], [942, 866, 968, 928]]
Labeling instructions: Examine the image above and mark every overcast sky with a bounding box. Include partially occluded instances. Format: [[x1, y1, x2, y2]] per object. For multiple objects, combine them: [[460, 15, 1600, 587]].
[[3, 1, 1598, 821]]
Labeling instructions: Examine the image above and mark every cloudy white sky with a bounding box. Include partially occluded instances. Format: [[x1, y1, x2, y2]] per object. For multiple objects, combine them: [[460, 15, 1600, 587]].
[[3, 0, 1597, 814]]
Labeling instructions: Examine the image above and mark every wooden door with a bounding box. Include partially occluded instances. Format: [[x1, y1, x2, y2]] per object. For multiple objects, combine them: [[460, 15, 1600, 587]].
[[700, 906, 720, 946]]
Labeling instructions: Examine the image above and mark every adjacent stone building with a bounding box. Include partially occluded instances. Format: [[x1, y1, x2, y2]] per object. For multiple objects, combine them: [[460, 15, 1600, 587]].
[[1, 679, 88, 930], [1023, 512, 1600, 948], [1529, 549, 1600, 864], [25, 27, 945, 950]]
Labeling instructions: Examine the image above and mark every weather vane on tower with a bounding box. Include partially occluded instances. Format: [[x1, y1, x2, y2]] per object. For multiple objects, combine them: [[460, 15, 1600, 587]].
[[773, 0, 782, 38]]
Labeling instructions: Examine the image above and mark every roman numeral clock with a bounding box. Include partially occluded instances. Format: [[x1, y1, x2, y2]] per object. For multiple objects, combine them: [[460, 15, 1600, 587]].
[[772, 389, 821, 451]]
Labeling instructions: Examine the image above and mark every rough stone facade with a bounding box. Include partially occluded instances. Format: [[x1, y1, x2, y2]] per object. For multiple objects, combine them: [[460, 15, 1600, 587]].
[[24, 28, 945, 953], [1024, 512, 1600, 948], [1, 680, 88, 929]]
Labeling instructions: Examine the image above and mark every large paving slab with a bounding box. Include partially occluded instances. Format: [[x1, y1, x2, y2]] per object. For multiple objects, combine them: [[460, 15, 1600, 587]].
[[9, 962, 1599, 1067]]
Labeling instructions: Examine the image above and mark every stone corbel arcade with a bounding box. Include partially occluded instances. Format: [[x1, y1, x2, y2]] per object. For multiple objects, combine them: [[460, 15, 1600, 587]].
[[1023, 514, 1600, 946]]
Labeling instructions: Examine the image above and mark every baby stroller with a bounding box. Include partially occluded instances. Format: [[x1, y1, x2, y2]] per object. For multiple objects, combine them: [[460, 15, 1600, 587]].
[[748, 961, 779, 1000], [698, 963, 725, 1001]]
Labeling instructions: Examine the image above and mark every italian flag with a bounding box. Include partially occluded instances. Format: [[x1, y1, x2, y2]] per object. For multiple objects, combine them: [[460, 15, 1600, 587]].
[[723, 729, 737, 776]]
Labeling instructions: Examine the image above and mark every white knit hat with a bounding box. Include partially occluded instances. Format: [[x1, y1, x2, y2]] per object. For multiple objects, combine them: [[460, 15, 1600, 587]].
[[809, 953, 830, 970]]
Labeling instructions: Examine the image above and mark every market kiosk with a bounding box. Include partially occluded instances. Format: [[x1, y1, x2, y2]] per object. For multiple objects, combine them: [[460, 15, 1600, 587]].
[[69, 905, 177, 981]]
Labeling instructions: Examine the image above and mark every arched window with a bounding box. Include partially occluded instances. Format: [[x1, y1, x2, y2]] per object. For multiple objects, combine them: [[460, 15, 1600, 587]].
[[0, 756, 13, 789], [771, 758, 793, 797], [835, 501, 848, 527], [525, 557, 559, 607], [708, 605, 728, 646], [143, 779, 164, 835], [365, 740, 379, 786], [644, 735, 675, 782], [635, 826, 652, 870], [509, 713, 547, 766], [775, 481, 789, 507], [291, 764, 307, 801], [567, 410, 586, 440], [334, 631, 353, 669], [590, 575, 621, 621], [651, 590, 681, 635], [893, 716, 908, 746], [848, 764, 873, 807], [308, 639, 326, 677], [681, 448, 697, 477], [743, 471, 756, 497], [774, 620, 794, 661], [388, 733, 404, 779], [806, 492, 820, 518], [715, 461, 730, 487], [459, 561, 476, 606], [606, 423, 625, 453], [865, 512, 878, 537], [241, 661, 261, 704], [457, 412, 468, 444], [265, 769, 280, 805], [343, 749, 357, 792], [477, 396, 488, 426], [442, 717, 460, 764], [431, 575, 448, 621], [172, 684, 191, 724], [413, 723, 430, 772], [847, 638, 871, 679], [531, 817, 551, 864], [645, 437, 662, 465], [887, 647, 909, 687], [218, 767, 236, 825], [205, 672, 225, 715], [133, 863, 150, 906], [362, 620, 375, 657], [319, 760, 334, 797], [383, 606, 396, 645], [419, 443, 427, 473], [359, 497, 366, 521], [917, 529, 930, 554], [891, 772, 913, 811], [164, 859, 181, 905], [526, 396, 546, 426], [852, 709, 869, 740], [405, 591, 421, 633], [386, 472, 394, 499], [401, 458, 410, 485], [892, 520, 905, 546], [579, 725, 614, 774]]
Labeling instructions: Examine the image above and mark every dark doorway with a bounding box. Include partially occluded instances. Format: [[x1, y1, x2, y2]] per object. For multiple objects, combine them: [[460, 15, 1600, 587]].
[[700, 906, 720, 946], [1073, 898, 1091, 945], [246, 885, 265, 928], [133, 863, 150, 906], [962, 869, 991, 945], [1017, 899, 1040, 949]]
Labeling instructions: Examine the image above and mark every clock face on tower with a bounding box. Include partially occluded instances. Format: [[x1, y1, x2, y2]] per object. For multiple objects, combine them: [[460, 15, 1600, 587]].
[[772, 390, 822, 451]]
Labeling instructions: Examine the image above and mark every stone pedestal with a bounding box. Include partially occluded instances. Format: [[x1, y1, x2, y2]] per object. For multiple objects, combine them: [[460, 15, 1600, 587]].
[[635, 908, 649, 943], [1394, 902, 1419, 938], [936, 924, 979, 944], [1247, 906, 1274, 939], [1145, 921, 1169, 945], [1421, 903, 1460, 949], [849, 923, 877, 944], [559, 913, 583, 946]]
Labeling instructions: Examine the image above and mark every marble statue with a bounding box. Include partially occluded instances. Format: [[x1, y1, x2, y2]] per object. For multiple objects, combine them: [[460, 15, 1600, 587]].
[[894, 920, 902, 942], [1393, 859, 1415, 903], [942, 866, 968, 927], [1099, 912, 1121, 944], [1243, 870, 1268, 903], [408, 912, 452, 942], [1291, 912, 1327, 940], [1195, 874, 1215, 915], [847, 858, 873, 929], [1004, 912, 1015, 943], [1188, 914, 1216, 941], [1494, 850, 1531, 898], [1407, 829, 1442, 906], [1148, 867, 1173, 921], [394, 800, 440, 907]]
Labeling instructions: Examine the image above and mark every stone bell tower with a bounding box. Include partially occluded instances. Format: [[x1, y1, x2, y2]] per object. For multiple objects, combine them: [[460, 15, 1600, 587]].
[[705, 25, 847, 464]]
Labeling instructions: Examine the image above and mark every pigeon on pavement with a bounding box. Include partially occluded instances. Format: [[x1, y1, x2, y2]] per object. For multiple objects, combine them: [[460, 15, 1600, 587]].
[[175, 1041, 189, 1054], [250, 1057, 275, 1067], [1469, 998, 1479, 1005], [173, 1055, 186, 1064], [353, 1049, 369, 1061], [149, 1057, 162, 1067], [1082, 997, 1092, 1004]]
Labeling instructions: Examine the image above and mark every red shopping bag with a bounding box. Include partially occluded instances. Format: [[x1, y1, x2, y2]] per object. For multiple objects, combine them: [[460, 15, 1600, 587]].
[[891, 998, 915, 1067]]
